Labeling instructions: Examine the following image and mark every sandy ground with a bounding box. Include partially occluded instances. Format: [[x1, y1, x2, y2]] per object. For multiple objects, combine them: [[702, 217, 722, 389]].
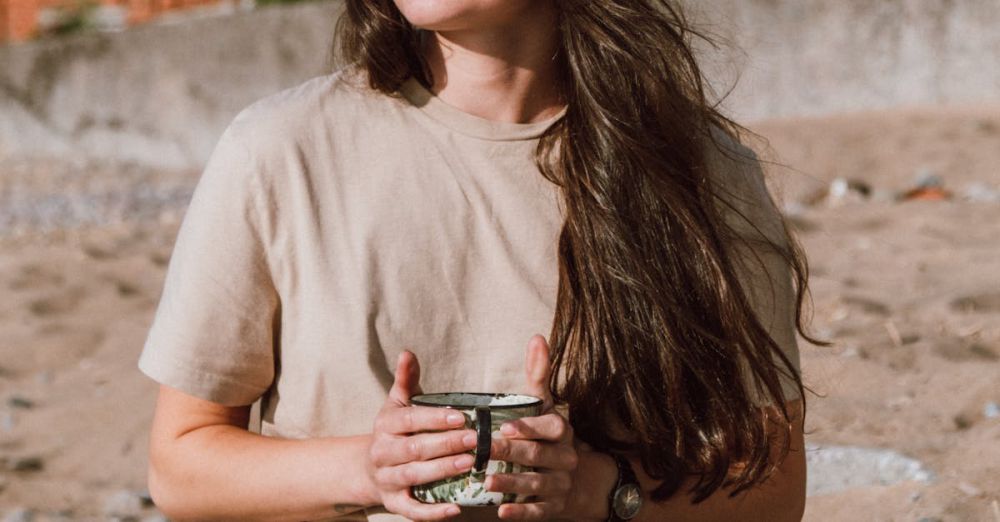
[[1, 105, 999, 520]]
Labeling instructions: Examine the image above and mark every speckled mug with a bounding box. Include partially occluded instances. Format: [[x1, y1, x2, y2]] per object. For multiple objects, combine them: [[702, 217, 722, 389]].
[[409, 392, 543, 506]]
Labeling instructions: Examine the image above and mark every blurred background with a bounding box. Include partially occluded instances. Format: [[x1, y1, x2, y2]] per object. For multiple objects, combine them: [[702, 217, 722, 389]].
[[0, 0, 998, 520]]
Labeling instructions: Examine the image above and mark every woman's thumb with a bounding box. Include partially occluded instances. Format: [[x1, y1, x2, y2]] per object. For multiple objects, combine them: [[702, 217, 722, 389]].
[[388, 350, 423, 406], [525, 334, 553, 410]]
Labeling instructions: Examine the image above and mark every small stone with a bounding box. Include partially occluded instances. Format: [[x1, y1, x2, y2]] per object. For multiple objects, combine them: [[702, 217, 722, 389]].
[[805, 444, 934, 497], [840, 346, 860, 358], [985, 402, 1000, 419], [8, 456, 43, 472], [909, 491, 922, 503], [825, 177, 871, 206], [7, 396, 34, 409], [961, 182, 1000, 203], [973, 119, 998, 133], [138, 491, 154, 508], [1, 412, 14, 432], [956, 481, 982, 497], [34, 371, 53, 385], [914, 167, 942, 188], [916, 518, 942, 522], [2, 508, 35, 522], [102, 490, 143, 519]]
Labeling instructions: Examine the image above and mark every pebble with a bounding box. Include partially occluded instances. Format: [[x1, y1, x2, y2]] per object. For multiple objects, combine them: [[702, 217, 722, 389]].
[[5, 456, 44, 472], [824, 177, 871, 206], [983, 401, 1000, 419], [952, 413, 973, 430], [914, 168, 942, 188], [33, 371, 53, 385], [1, 412, 14, 432], [961, 182, 1000, 203], [956, 481, 982, 497], [839, 346, 863, 358], [805, 444, 934, 497], [1, 509, 35, 522], [6, 396, 34, 409], [102, 489, 144, 519], [138, 490, 155, 508]]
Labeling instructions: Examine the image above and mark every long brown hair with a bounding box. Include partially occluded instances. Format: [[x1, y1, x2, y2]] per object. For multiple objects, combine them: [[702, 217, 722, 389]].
[[335, 0, 826, 503]]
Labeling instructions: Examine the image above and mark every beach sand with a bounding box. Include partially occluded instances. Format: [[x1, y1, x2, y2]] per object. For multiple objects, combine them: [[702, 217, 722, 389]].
[[1, 105, 998, 520]]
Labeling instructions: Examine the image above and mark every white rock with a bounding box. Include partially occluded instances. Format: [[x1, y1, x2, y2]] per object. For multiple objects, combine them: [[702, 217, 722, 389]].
[[2, 509, 35, 522], [806, 444, 934, 497], [102, 490, 143, 519], [957, 481, 982, 497], [961, 182, 1000, 203]]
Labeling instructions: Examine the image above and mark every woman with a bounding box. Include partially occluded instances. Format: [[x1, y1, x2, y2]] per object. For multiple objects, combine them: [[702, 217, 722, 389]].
[[139, 0, 820, 520]]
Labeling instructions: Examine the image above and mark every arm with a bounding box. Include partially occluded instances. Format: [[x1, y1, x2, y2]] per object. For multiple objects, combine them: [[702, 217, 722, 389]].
[[485, 337, 805, 522], [567, 398, 807, 522], [147, 384, 378, 521], [148, 351, 479, 522]]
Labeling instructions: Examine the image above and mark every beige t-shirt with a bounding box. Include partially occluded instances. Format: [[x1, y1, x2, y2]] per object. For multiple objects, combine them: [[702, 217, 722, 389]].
[[138, 62, 800, 521]]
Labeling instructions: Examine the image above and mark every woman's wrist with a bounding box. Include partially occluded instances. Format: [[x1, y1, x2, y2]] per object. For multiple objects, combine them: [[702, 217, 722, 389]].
[[563, 448, 619, 521], [343, 434, 384, 508]]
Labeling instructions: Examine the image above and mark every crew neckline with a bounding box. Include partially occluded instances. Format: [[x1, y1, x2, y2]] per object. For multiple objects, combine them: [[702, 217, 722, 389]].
[[399, 76, 567, 141]]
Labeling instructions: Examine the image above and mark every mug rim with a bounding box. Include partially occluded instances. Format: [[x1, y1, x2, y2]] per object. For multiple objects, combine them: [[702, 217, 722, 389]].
[[410, 392, 543, 410]]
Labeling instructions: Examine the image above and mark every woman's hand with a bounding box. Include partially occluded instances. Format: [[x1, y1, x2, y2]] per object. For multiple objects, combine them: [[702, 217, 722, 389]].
[[485, 335, 581, 520], [366, 350, 478, 521]]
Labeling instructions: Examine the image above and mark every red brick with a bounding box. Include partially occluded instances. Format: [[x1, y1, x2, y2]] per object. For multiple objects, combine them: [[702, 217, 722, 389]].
[[0, 0, 230, 42]]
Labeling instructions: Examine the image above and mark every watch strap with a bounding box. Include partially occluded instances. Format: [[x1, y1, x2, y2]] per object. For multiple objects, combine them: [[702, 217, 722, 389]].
[[605, 452, 640, 522]]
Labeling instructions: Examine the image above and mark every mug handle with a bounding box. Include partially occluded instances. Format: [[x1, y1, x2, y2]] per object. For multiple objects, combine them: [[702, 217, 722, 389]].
[[474, 406, 492, 472]]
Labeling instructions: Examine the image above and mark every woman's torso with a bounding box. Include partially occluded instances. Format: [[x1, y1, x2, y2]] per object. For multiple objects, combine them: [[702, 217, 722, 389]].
[[243, 64, 566, 521]]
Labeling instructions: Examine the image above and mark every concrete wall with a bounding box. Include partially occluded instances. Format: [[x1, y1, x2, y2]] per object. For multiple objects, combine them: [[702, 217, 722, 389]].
[[0, 0, 343, 169], [1, 0, 998, 169], [693, 0, 1000, 121]]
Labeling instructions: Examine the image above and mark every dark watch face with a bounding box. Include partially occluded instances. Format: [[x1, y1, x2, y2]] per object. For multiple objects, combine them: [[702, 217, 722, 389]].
[[613, 483, 643, 519]]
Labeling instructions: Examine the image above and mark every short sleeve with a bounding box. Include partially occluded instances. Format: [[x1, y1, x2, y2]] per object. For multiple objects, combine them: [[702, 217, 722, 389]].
[[703, 129, 803, 406], [138, 119, 279, 406]]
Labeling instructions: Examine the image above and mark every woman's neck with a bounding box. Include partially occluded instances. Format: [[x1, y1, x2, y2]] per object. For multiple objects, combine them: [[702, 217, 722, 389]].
[[419, 2, 565, 125]]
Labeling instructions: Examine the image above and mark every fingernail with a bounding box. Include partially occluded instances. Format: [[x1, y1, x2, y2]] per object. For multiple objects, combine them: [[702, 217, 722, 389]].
[[462, 432, 477, 446], [455, 454, 475, 469], [447, 413, 465, 425], [445, 505, 460, 516], [500, 423, 516, 436]]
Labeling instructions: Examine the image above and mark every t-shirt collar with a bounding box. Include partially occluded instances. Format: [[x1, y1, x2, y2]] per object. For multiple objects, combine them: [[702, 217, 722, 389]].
[[398, 76, 566, 141]]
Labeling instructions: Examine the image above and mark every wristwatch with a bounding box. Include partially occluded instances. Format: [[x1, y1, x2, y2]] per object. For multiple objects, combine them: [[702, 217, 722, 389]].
[[606, 452, 643, 521]]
